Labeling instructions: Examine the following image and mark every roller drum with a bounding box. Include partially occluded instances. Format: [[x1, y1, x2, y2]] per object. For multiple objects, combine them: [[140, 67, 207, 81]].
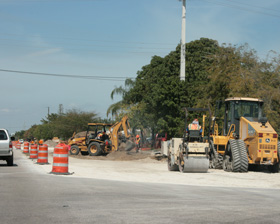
[[183, 157, 209, 173]]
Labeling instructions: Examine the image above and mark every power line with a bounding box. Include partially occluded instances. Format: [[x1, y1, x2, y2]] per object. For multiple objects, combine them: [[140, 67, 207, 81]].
[[224, 0, 280, 14], [0, 69, 135, 81], [0, 0, 105, 3], [0, 42, 169, 55], [0, 37, 174, 50], [192, 0, 280, 19], [0, 32, 175, 46]]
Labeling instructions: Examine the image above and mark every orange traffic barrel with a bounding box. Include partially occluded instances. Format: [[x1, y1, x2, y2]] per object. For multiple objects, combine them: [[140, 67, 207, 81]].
[[16, 143, 21, 150], [140, 147, 151, 151], [29, 144, 38, 159], [37, 144, 48, 164], [50, 144, 71, 175], [23, 142, 29, 153]]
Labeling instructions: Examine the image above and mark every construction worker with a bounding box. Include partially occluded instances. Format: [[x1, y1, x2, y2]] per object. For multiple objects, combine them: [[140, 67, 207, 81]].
[[135, 135, 141, 153], [38, 139, 44, 145], [187, 118, 202, 133]]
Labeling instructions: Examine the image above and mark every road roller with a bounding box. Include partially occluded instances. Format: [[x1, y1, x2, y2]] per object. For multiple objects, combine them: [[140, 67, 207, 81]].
[[167, 108, 210, 173]]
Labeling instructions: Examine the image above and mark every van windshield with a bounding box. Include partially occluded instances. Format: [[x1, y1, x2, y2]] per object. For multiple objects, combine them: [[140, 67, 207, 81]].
[[0, 130, 7, 140]]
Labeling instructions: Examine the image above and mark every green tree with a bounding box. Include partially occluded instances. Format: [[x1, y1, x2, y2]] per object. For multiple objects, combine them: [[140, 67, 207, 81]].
[[109, 38, 220, 137], [23, 109, 100, 140], [14, 130, 25, 140], [108, 38, 280, 137]]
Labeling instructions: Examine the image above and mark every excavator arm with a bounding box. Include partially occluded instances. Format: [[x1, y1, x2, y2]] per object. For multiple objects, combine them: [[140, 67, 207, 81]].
[[110, 115, 134, 151]]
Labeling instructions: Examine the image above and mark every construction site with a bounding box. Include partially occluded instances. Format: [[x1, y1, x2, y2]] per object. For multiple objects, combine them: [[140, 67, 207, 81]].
[[57, 97, 279, 176]]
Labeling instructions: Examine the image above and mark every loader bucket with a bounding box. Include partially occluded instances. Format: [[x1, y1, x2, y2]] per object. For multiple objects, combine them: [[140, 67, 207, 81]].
[[125, 140, 135, 151]]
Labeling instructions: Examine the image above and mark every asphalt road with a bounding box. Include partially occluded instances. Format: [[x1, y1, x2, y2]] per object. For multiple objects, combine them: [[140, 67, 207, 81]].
[[1, 150, 280, 224]]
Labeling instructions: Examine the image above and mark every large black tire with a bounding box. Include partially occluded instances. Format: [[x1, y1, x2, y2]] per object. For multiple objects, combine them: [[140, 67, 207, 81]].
[[88, 142, 102, 156], [7, 155, 13, 166], [69, 145, 80, 155], [167, 153, 179, 171], [223, 139, 248, 172], [237, 139, 249, 172]]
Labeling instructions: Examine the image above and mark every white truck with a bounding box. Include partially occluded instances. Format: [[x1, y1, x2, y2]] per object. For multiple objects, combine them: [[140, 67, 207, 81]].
[[0, 129, 15, 166]]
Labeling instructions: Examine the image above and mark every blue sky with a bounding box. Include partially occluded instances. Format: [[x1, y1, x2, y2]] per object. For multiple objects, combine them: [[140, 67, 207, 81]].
[[0, 0, 279, 134]]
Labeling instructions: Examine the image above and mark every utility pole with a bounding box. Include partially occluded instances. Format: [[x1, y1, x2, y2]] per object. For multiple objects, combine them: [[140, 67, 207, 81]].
[[179, 0, 186, 81], [58, 104, 64, 115]]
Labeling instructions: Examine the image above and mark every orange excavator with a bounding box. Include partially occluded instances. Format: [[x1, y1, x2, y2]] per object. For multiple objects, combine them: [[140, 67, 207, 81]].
[[68, 115, 134, 156]]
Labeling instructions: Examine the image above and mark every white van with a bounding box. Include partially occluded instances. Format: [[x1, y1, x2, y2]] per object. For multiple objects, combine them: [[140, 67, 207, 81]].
[[0, 129, 15, 166]]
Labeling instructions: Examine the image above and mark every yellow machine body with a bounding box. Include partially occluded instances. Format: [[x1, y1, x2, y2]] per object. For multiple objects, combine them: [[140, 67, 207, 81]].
[[211, 97, 279, 172]]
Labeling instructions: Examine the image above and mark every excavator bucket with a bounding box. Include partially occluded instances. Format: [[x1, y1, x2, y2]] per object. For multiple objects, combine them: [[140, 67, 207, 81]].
[[125, 140, 135, 151], [182, 156, 209, 173]]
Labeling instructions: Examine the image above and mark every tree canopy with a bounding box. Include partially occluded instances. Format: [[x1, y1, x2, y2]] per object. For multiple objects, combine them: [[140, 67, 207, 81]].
[[108, 38, 280, 137], [15, 109, 107, 141]]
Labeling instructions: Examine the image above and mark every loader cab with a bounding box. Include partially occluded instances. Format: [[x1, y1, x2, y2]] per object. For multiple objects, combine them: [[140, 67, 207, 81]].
[[223, 97, 263, 138], [86, 123, 112, 144]]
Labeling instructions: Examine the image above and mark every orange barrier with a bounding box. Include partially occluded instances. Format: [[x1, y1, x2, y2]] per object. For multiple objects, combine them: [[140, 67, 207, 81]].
[[29, 144, 38, 159], [16, 143, 21, 150], [23, 142, 29, 154], [50, 144, 70, 175], [37, 144, 48, 164], [140, 147, 152, 151]]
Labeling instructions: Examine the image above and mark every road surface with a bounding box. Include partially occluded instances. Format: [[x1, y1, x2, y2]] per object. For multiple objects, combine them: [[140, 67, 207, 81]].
[[0, 149, 280, 224]]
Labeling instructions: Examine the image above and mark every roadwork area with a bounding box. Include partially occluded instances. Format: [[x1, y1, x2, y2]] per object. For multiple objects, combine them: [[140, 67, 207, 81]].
[[17, 147, 280, 189]]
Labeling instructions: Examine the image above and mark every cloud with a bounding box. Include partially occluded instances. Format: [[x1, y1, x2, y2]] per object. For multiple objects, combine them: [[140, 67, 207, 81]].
[[26, 48, 62, 57], [0, 108, 11, 113]]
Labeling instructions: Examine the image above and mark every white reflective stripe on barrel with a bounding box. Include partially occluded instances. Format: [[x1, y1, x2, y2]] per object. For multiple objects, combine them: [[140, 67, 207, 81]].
[[38, 157, 48, 159], [53, 163, 68, 167], [53, 154, 68, 157]]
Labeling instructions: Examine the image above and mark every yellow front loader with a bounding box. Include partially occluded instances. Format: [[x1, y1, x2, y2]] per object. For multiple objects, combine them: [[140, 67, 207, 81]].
[[210, 97, 279, 172]]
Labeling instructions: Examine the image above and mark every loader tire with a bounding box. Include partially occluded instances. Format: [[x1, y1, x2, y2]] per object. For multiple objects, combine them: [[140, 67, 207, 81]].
[[88, 142, 102, 156], [167, 153, 179, 171], [237, 140, 248, 172], [223, 139, 248, 172], [223, 139, 241, 172], [70, 145, 80, 155]]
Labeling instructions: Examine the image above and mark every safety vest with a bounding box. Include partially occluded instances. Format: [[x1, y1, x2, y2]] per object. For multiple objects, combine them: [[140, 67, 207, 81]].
[[188, 123, 200, 130]]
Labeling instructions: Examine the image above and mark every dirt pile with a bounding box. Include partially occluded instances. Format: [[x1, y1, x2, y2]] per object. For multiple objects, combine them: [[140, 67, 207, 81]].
[[106, 151, 150, 161], [69, 150, 153, 161], [44, 140, 58, 147]]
